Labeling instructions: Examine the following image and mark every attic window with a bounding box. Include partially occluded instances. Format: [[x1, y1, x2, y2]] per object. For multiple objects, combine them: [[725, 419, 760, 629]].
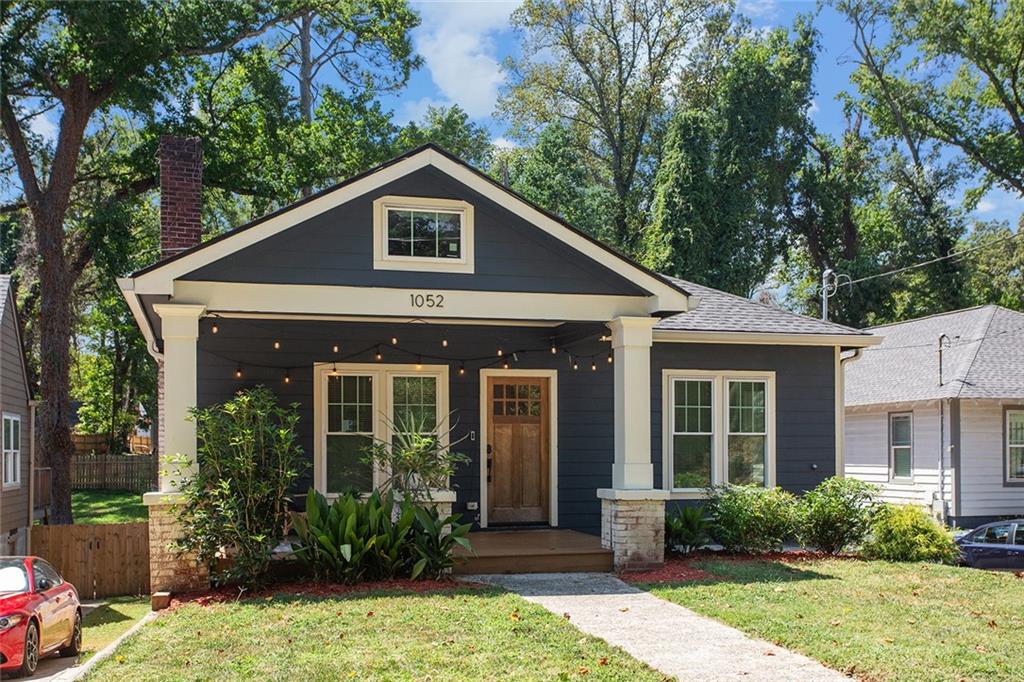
[[373, 195, 474, 274]]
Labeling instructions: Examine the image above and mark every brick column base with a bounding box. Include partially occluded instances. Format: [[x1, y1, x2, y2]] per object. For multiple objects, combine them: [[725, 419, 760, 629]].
[[597, 489, 669, 571], [145, 494, 209, 595]]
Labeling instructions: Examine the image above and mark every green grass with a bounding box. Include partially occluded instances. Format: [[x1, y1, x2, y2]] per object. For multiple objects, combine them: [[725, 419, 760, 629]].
[[86, 587, 663, 681], [644, 558, 1024, 682], [80, 596, 151, 662], [72, 489, 147, 524]]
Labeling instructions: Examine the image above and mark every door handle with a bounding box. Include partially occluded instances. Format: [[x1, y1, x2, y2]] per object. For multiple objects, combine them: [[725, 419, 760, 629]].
[[487, 455, 493, 483], [487, 444, 493, 455]]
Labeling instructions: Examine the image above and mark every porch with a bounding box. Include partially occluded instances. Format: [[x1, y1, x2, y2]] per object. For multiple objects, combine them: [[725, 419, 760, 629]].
[[454, 529, 613, 574]]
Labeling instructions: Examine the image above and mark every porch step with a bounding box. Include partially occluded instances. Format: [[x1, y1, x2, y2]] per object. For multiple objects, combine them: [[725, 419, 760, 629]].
[[454, 529, 613, 575]]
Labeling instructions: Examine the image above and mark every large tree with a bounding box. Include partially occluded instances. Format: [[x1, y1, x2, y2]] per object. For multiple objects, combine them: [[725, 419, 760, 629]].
[[394, 105, 494, 168], [498, 0, 723, 252], [641, 21, 816, 296], [0, 0, 334, 523]]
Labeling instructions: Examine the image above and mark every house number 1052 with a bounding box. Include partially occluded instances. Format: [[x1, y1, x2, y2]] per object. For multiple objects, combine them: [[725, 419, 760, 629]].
[[410, 293, 444, 308]]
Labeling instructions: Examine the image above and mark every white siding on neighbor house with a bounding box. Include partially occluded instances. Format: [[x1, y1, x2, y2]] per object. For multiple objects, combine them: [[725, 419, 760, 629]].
[[845, 402, 953, 512], [959, 399, 1024, 518]]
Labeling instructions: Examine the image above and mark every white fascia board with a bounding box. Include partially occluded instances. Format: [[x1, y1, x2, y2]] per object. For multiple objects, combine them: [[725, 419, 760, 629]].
[[129, 148, 690, 312], [652, 329, 882, 348], [117, 277, 161, 359], [171, 280, 653, 322]]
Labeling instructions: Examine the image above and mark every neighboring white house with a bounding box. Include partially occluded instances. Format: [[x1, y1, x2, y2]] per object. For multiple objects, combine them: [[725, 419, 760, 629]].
[[845, 305, 1024, 527]]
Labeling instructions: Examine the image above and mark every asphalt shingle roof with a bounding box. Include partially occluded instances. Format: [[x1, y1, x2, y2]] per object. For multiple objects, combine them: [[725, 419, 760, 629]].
[[0, 275, 9, 320], [845, 305, 1024, 406], [656, 277, 870, 337]]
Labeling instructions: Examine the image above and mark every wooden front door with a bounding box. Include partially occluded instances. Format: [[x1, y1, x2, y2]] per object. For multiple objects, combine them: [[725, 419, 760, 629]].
[[487, 377, 550, 524]]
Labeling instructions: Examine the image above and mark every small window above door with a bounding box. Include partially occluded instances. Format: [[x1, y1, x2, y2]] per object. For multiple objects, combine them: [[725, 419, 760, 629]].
[[373, 195, 474, 273]]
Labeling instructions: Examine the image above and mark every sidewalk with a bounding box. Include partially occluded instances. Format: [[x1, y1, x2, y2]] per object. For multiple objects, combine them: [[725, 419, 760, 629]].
[[464, 572, 848, 681]]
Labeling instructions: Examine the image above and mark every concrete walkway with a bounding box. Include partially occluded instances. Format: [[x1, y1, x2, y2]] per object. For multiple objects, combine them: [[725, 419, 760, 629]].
[[464, 573, 848, 681]]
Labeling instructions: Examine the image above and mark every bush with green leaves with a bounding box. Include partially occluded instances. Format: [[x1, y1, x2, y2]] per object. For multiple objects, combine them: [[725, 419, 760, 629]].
[[797, 477, 880, 554], [706, 484, 799, 553], [292, 488, 471, 582], [665, 506, 708, 554], [861, 504, 960, 564], [174, 386, 305, 588]]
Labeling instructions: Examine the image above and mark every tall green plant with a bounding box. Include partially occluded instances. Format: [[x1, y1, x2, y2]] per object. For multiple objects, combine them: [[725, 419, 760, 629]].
[[175, 387, 305, 587]]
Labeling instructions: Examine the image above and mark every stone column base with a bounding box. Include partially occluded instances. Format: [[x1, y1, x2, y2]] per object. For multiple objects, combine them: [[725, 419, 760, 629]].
[[144, 492, 209, 596], [597, 489, 669, 571]]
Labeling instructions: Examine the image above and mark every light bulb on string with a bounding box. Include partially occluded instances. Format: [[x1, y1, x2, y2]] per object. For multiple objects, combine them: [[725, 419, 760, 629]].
[[391, 336, 398, 345], [550, 342, 557, 354], [375, 346, 383, 362], [211, 323, 219, 334], [458, 363, 466, 376], [502, 359, 510, 369], [235, 367, 243, 379], [416, 356, 423, 370], [332, 344, 339, 353], [283, 371, 291, 384], [273, 340, 281, 350], [591, 359, 597, 371], [607, 352, 613, 364], [497, 347, 503, 357], [442, 338, 448, 348]]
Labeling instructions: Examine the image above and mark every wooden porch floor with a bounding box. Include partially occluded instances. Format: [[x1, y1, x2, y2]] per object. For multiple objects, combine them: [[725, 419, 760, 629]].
[[453, 529, 613, 574]]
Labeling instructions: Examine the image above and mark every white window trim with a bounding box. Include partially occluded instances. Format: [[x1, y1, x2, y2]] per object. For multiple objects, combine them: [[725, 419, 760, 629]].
[[372, 195, 475, 274], [2, 412, 21, 490], [1006, 409, 1024, 483], [661, 370, 775, 499], [312, 363, 450, 497], [888, 411, 914, 482]]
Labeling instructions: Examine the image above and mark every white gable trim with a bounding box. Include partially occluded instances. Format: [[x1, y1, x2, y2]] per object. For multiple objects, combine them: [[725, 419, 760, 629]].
[[130, 148, 690, 313]]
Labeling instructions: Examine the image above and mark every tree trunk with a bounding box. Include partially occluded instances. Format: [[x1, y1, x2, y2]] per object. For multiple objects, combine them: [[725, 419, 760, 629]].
[[298, 11, 314, 198]]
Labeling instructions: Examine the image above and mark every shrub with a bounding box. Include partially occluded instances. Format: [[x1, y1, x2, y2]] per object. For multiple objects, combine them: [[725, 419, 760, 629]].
[[706, 485, 799, 553], [797, 477, 880, 554], [861, 504, 960, 564], [665, 506, 708, 554], [292, 488, 471, 582], [174, 387, 306, 588], [361, 411, 469, 503]]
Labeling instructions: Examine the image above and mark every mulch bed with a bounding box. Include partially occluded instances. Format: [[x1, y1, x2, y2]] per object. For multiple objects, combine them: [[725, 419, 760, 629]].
[[170, 577, 483, 610]]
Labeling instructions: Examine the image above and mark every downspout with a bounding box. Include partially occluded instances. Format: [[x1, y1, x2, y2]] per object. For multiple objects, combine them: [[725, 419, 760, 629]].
[[26, 399, 37, 553], [937, 399, 946, 522]]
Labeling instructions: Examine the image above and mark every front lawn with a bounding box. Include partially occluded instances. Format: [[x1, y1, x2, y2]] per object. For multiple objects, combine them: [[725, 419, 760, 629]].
[[72, 489, 147, 524], [642, 557, 1023, 682], [80, 596, 151, 662], [86, 586, 662, 680]]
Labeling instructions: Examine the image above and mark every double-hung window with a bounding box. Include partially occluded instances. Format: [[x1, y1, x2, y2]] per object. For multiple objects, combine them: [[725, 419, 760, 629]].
[[316, 364, 448, 496], [664, 371, 775, 495], [2, 413, 21, 488], [1007, 409, 1024, 483], [889, 413, 913, 480], [373, 196, 474, 273]]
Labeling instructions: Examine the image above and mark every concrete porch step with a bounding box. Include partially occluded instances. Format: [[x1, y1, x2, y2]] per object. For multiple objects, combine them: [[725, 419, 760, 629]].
[[454, 529, 613, 574]]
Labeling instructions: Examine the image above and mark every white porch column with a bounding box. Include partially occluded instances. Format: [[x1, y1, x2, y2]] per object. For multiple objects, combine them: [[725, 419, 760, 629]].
[[608, 316, 658, 489], [151, 304, 205, 492], [598, 316, 667, 571]]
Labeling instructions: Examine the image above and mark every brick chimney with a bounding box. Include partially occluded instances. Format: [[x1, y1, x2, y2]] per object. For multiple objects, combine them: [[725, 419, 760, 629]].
[[159, 135, 203, 259]]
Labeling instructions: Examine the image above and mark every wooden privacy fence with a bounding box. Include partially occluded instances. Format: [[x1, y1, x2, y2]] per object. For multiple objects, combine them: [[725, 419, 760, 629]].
[[31, 523, 150, 598], [71, 433, 152, 456], [71, 453, 157, 492]]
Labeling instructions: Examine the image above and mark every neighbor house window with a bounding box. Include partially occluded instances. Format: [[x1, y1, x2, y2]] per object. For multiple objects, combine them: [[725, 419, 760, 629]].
[[889, 413, 913, 480], [316, 364, 448, 495], [373, 196, 474, 273], [664, 371, 774, 494], [2, 413, 20, 488], [1007, 409, 1024, 483]]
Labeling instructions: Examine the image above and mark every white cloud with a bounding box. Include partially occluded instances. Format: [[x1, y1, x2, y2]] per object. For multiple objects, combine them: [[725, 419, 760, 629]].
[[976, 198, 996, 213], [412, 1, 520, 119], [396, 95, 448, 125], [28, 111, 57, 140], [806, 98, 820, 116], [492, 136, 518, 150], [737, 0, 777, 19]]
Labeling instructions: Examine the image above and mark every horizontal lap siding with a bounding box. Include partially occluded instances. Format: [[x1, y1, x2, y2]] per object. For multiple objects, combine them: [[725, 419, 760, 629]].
[[182, 167, 646, 297], [960, 400, 1024, 518], [651, 343, 837, 494], [197, 319, 613, 534], [1, 297, 30, 538]]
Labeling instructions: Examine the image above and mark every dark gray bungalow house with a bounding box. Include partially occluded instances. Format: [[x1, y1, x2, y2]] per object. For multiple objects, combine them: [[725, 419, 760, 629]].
[[120, 138, 878, 589]]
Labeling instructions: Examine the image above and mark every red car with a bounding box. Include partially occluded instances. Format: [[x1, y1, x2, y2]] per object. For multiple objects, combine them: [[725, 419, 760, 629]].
[[0, 557, 81, 678]]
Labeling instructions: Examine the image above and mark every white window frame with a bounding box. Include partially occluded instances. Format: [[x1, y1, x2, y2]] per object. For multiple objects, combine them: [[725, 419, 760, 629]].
[[1006, 408, 1024, 484], [372, 195, 474, 274], [313, 363, 449, 497], [662, 370, 776, 499], [889, 412, 914, 482], [2, 412, 21, 489]]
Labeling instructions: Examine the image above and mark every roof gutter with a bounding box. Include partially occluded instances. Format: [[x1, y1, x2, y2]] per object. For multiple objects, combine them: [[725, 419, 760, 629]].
[[117, 277, 163, 361], [653, 330, 882, 348]]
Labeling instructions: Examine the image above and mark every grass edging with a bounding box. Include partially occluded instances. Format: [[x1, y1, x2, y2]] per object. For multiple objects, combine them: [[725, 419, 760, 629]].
[[67, 609, 159, 681]]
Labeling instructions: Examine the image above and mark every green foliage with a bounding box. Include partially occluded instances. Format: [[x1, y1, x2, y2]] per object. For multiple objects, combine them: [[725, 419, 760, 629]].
[[175, 387, 306, 588], [797, 477, 880, 554], [665, 506, 708, 554], [861, 504, 960, 564], [394, 105, 494, 169], [961, 221, 1024, 312], [291, 488, 471, 582], [643, 19, 816, 295], [360, 410, 469, 503], [706, 485, 800, 553]]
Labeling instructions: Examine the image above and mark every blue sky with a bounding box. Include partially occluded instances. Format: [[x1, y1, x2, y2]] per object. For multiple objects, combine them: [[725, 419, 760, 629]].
[[376, 0, 1021, 227]]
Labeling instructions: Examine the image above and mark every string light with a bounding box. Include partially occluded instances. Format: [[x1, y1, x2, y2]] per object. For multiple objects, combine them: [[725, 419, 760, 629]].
[[550, 342, 557, 354], [283, 371, 291, 384], [375, 346, 383, 361], [416, 356, 423, 370], [391, 335, 398, 345], [458, 363, 466, 376], [211, 323, 219, 334], [330, 362, 340, 376], [332, 344, 339, 353], [502, 359, 510, 369], [591, 360, 597, 371], [572, 357, 579, 371], [273, 340, 281, 350], [442, 338, 448, 348], [497, 347, 503, 357], [235, 367, 243, 379], [607, 352, 613, 364]]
